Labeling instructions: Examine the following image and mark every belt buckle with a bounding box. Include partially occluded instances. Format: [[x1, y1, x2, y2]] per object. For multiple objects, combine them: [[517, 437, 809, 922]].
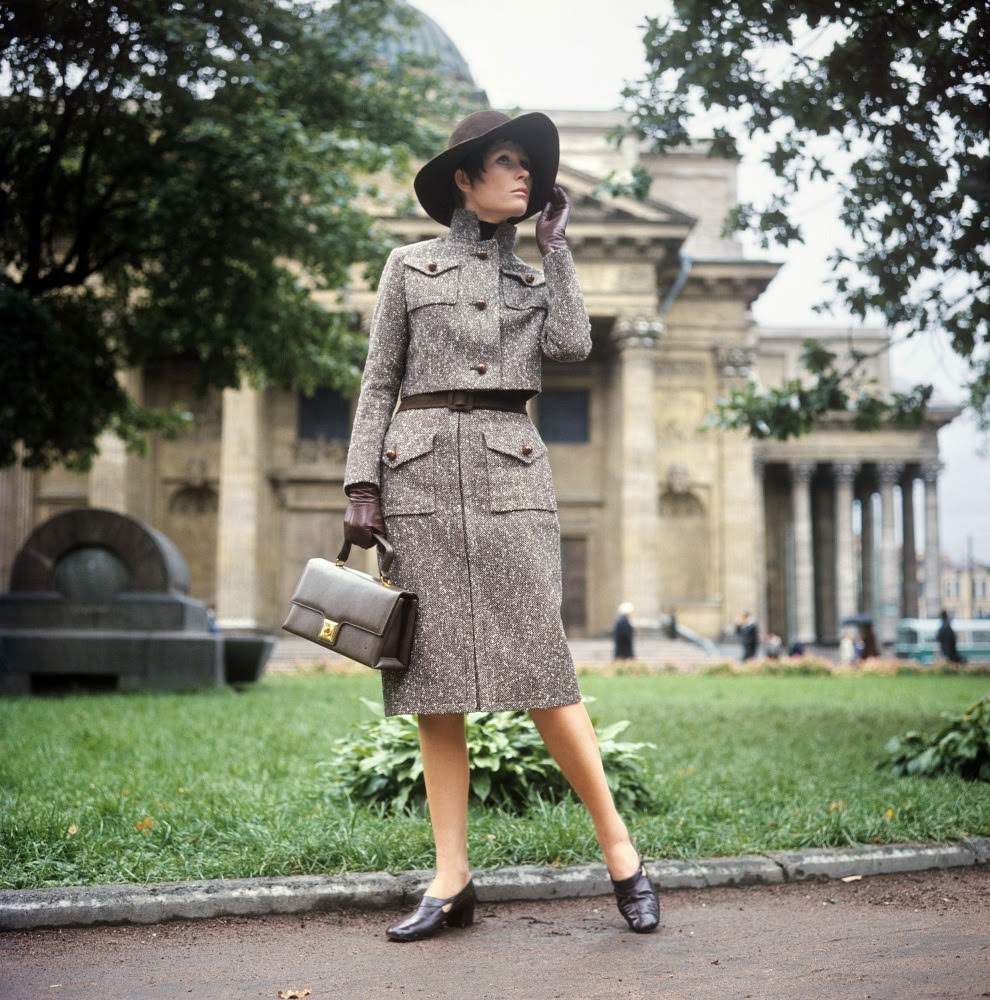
[[447, 390, 474, 411]]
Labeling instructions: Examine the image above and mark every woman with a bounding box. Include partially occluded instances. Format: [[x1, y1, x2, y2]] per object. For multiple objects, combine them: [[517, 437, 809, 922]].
[[343, 110, 659, 941]]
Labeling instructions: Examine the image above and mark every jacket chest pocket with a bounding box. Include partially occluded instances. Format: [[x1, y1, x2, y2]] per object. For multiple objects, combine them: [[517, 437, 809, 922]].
[[501, 270, 547, 313], [483, 428, 557, 513], [380, 430, 437, 516], [404, 258, 460, 312]]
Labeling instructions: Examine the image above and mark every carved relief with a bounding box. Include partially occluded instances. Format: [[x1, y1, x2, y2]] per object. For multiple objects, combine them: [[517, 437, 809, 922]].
[[715, 346, 756, 379], [293, 438, 349, 465]]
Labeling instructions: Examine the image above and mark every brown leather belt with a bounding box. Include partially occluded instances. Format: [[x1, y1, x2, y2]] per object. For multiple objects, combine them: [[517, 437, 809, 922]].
[[397, 390, 530, 414]]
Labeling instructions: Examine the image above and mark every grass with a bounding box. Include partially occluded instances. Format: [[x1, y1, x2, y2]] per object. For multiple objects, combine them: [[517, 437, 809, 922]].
[[1, 670, 988, 889]]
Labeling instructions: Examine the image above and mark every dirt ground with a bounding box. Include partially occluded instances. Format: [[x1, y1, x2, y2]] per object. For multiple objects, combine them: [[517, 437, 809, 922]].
[[2, 866, 988, 1000]]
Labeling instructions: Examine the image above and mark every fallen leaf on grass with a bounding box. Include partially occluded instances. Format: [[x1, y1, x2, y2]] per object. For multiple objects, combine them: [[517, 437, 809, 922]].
[[277, 990, 312, 999]]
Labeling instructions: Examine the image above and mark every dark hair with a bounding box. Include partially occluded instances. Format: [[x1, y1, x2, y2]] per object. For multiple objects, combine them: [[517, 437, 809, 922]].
[[449, 139, 536, 210]]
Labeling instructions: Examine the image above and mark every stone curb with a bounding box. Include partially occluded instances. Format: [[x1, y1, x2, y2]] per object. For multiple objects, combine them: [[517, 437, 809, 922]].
[[1, 839, 987, 932]]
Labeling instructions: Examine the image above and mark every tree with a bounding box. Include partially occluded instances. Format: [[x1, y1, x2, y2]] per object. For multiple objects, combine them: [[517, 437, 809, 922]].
[[618, 1, 989, 440], [1, 0, 459, 470]]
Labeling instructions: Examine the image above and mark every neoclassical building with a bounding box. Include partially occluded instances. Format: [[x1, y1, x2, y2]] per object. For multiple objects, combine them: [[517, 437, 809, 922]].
[[0, 17, 956, 650]]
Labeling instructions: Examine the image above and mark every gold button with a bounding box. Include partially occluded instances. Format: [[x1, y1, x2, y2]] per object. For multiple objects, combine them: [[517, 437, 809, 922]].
[[524, 274, 535, 285], [385, 448, 396, 460], [474, 362, 488, 374], [427, 262, 437, 272], [473, 300, 486, 310], [476, 250, 488, 260], [522, 442, 533, 456]]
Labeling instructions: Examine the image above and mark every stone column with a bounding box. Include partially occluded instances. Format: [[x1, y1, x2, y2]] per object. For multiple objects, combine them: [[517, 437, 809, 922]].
[[922, 463, 943, 617], [717, 347, 762, 633], [878, 462, 903, 645], [611, 317, 662, 621], [215, 385, 264, 629], [834, 463, 858, 628], [900, 469, 919, 617], [0, 453, 34, 588], [858, 476, 875, 616], [790, 462, 816, 646], [752, 452, 768, 633], [88, 430, 130, 513], [88, 369, 143, 514]]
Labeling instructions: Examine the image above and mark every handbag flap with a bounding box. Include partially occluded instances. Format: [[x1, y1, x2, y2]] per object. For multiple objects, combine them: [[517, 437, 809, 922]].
[[289, 558, 407, 638]]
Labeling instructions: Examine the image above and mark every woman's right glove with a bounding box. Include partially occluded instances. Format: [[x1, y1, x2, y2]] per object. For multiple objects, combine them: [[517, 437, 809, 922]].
[[343, 483, 386, 549]]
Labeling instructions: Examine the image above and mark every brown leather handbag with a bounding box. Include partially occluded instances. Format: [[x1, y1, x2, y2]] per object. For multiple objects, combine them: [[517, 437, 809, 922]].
[[282, 536, 417, 670]]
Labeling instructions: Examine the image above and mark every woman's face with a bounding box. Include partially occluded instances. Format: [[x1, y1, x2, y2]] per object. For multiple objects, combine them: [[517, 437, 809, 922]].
[[454, 141, 532, 223]]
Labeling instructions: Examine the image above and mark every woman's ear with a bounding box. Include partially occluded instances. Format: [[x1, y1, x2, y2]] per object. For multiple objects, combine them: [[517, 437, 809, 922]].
[[454, 168, 472, 195]]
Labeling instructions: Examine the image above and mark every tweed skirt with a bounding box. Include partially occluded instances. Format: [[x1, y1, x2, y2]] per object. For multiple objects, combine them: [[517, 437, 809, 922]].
[[376, 405, 581, 716]]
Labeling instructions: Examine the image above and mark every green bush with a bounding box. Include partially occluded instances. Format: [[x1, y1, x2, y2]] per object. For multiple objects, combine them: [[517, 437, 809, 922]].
[[879, 694, 990, 781], [324, 698, 657, 814]]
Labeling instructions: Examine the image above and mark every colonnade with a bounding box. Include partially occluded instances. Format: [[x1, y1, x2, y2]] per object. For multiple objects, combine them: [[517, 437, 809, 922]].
[[779, 459, 943, 647]]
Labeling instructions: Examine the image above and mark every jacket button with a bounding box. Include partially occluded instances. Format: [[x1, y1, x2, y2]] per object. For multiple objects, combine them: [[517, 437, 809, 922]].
[[473, 300, 486, 310], [524, 274, 535, 285], [474, 362, 488, 374], [385, 448, 396, 460], [427, 262, 437, 272], [522, 442, 533, 456], [476, 250, 488, 260]]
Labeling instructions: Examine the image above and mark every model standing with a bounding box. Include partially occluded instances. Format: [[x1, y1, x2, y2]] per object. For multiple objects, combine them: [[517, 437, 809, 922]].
[[343, 110, 659, 940]]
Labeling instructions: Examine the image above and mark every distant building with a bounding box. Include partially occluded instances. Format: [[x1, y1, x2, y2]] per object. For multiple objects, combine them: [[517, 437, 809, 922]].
[[0, 6, 960, 648], [940, 558, 990, 620]]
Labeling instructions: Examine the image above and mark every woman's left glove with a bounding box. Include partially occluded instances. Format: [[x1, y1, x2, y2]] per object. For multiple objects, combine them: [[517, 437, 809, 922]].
[[535, 184, 572, 256], [343, 483, 386, 549]]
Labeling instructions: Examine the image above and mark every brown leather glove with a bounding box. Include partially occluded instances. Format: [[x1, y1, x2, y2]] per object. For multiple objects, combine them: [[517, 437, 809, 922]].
[[343, 483, 386, 549], [535, 184, 572, 256]]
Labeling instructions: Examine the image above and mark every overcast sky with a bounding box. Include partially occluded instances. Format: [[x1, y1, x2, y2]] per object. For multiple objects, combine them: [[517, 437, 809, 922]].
[[410, 0, 988, 564]]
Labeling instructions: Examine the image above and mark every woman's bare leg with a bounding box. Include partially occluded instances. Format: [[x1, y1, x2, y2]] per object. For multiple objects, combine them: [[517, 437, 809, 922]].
[[529, 701, 641, 880], [417, 712, 472, 898]]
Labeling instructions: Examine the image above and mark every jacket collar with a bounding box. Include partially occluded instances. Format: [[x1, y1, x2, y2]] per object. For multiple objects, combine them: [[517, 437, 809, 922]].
[[449, 208, 518, 254]]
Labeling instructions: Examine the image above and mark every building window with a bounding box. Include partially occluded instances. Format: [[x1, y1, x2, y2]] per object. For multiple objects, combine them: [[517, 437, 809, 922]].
[[298, 387, 351, 441], [539, 388, 589, 443]]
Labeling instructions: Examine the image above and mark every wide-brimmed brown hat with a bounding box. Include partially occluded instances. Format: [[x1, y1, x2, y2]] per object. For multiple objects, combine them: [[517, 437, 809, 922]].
[[414, 110, 559, 227]]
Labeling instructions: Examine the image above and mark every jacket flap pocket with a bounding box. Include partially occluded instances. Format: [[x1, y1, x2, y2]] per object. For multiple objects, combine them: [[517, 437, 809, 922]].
[[404, 256, 459, 278], [382, 429, 436, 469], [502, 268, 546, 309], [483, 428, 546, 465]]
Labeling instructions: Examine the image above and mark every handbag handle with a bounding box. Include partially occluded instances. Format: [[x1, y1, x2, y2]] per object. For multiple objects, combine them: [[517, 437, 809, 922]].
[[336, 532, 395, 580]]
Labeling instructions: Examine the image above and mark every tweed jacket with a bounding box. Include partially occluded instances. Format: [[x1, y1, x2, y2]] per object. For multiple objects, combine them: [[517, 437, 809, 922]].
[[343, 208, 592, 715], [345, 209, 591, 489]]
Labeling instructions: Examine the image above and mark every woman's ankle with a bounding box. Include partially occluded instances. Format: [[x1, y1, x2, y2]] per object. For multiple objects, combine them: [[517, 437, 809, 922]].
[[426, 867, 472, 899], [602, 837, 641, 881]]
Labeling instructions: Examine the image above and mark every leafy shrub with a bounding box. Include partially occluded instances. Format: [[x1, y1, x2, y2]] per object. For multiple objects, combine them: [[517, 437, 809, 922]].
[[878, 694, 990, 781], [324, 698, 658, 814]]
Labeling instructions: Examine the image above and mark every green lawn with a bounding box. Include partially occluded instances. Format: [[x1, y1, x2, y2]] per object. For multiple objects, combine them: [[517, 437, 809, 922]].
[[1, 671, 987, 889]]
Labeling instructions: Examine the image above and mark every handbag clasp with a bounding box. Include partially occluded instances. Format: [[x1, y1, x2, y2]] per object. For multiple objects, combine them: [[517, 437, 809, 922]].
[[319, 618, 341, 644]]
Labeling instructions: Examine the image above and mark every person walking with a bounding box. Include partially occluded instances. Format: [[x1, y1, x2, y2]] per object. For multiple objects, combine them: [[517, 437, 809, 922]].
[[735, 611, 759, 661], [342, 110, 659, 942], [612, 602, 635, 660], [937, 609, 964, 663]]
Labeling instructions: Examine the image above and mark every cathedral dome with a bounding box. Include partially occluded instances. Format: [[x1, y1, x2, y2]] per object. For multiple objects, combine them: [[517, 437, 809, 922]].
[[378, 2, 486, 100]]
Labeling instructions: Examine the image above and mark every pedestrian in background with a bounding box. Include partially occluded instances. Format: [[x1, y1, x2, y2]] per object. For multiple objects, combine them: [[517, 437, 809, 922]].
[[937, 609, 964, 663], [612, 602, 635, 660], [735, 610, 759, 661]]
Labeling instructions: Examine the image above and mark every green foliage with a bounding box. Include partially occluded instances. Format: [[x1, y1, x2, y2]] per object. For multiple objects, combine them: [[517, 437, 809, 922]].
[[0, 0, 465, 469], [879, 694, 990, 781], [707, 338, 934, 440], [324, 697, 658, 814], [3, 673, 988, 888], [620, 1, 990, 438]]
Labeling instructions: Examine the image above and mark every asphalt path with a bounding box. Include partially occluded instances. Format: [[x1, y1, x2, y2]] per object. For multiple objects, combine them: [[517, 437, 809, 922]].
[[2, 866, 988, 1000]]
